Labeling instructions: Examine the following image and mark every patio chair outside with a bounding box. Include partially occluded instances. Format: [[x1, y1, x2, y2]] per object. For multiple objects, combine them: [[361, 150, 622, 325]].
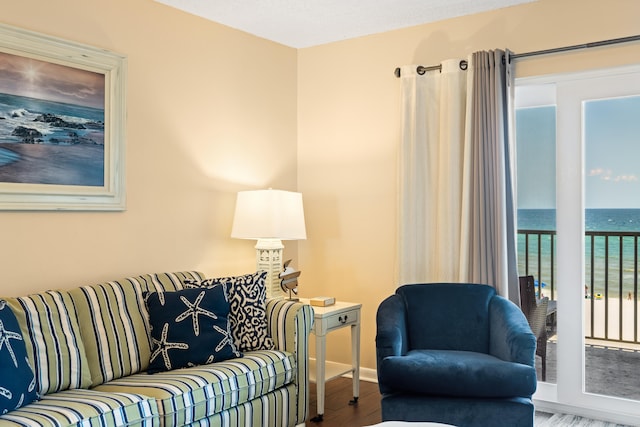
[[519, 275, 550, 381]]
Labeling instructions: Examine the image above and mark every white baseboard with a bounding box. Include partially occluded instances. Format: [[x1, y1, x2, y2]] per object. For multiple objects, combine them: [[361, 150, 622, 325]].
[[308, 358, 378, 383], [345, 365, 378, 383]]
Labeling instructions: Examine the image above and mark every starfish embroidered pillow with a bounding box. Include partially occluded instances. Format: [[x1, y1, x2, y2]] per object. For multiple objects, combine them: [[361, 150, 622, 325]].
[[0, 300, 39, 414], [145, 286, 240, 374], [183, 271, 274, 352]]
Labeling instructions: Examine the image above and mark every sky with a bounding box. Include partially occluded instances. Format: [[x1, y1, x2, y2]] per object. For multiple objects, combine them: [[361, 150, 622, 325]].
[[516, 106, 556, 209], [0, 51, 104, 109], [516, 96, 640, 209], [585, 96, 640, 208]]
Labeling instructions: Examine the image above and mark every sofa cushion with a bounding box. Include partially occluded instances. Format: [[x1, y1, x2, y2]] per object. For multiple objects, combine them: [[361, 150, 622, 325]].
[[94, 349, 295, 426], [184, 271, 275, 352], [380, 349, 537, 398], [0, 388, 158, 427], [145, 286, 240, 374], [196, 383, 298, 427], [0, 301, 39, 414], [4, 291, 93, 396], [68, 271, 205, 386]]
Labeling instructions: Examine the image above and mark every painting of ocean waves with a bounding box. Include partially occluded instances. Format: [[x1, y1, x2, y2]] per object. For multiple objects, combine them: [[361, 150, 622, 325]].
[[0, 92, 104, 186]]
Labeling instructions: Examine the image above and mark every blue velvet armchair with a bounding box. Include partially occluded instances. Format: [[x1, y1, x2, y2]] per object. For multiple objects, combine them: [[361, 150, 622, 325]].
[[376, 283, 537, 427]]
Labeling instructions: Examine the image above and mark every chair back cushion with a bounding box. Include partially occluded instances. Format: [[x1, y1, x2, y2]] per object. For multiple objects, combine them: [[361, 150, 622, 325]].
[[396, 283, 495, 353]]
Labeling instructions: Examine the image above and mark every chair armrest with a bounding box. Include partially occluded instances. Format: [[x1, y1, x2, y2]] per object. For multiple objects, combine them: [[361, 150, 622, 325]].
[[266, 299, 314, 424], [489, 295, 537, 367], [376, 294, 409, 390]]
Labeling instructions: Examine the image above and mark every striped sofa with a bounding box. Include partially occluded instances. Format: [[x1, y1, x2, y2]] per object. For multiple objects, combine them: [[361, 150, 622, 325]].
[[0, 272, 314, 427]]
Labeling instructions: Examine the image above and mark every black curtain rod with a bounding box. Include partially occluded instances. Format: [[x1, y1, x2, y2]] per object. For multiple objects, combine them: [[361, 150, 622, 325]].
[[394, 34, 640, 78]]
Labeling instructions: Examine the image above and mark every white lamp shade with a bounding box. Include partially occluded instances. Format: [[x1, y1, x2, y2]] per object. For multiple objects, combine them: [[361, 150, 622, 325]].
[[231, 189, 307, 240]]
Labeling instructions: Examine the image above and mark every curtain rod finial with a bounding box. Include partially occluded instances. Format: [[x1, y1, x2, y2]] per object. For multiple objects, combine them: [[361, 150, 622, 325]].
[[394, 67, 401, 78]]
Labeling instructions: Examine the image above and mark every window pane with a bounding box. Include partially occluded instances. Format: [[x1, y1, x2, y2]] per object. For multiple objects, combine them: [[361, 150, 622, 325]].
[[516, 105, 557, 384], [584, 95, 640, 400]]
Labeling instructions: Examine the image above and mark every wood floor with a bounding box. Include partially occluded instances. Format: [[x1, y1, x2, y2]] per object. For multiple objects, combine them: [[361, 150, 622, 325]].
[[308, 377, 382, 427]]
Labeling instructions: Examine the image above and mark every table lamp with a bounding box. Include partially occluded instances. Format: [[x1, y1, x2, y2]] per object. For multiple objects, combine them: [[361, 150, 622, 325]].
[[231, 189, 307, 299]]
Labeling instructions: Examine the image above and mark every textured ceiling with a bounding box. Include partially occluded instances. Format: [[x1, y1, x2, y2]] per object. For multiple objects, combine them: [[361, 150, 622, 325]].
[[155, 0, 536, 48]]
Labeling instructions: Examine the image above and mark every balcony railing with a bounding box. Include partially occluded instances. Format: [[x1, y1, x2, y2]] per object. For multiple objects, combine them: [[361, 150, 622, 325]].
[[518, 229, 640, 344]]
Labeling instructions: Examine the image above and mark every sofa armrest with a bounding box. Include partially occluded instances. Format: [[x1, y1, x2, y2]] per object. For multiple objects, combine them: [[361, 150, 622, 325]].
[[266, 299, 314, 423], [489, 295, 537, 367], [376, 294, 409, 393]]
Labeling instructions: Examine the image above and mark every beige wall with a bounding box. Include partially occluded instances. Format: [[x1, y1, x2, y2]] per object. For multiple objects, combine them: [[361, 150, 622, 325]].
[[1, 0, 299, 294], [297, 0, 640, 372], [2, 0, 640, 377]]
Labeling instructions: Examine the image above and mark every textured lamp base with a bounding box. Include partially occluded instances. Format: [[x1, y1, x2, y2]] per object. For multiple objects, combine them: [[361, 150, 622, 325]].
[[255, 239, 286, 299]]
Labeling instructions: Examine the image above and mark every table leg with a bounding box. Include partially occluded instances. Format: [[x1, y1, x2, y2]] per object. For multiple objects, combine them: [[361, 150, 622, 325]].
[[349, 321, 360, 405], [311, 332, 326, 422]]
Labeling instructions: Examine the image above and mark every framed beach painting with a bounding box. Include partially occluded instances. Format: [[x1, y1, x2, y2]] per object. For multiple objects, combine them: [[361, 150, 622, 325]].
[[0, 23, 126, 210]]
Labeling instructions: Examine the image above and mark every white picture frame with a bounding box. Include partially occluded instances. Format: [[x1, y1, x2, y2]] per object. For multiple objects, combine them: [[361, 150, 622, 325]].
[[0, 23, 126, 211]]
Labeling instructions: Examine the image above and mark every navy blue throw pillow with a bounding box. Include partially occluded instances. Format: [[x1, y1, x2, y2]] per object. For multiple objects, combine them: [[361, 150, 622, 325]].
[[0, 300, 39, 414], [145, 287, 240, 374]]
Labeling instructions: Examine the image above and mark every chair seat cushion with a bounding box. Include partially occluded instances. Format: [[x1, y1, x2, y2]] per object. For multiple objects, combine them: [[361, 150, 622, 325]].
[[380, 349, 536, 398], [94, 350, 295, 426]]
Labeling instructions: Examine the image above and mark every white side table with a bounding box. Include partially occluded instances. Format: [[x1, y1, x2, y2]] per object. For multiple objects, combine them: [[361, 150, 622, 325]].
[[300, 299, 361, 423]]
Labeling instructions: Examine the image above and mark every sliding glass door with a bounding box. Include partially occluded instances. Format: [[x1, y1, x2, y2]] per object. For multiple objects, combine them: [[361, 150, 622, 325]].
[[582, 93, 640, 399], [516, 65, 640, 422]]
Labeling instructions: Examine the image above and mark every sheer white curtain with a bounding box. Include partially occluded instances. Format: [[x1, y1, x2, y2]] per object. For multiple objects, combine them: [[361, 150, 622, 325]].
[[398, 50, 519, 301], [398, 59, 467, 284]]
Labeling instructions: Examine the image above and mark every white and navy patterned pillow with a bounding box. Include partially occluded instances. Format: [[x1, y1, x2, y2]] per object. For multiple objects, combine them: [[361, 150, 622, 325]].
[[145, 286, 240, 374], [184, 271, 275, 352], [0, 300, 39, 414]]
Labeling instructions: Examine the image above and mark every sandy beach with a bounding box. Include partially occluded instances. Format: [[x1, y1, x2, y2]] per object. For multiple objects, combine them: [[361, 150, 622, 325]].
[[0, 142, 104, 187], [584, 297, 640, 343]]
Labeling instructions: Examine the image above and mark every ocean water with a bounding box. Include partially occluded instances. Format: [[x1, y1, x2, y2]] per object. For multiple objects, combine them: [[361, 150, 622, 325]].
[[519, 208, 640, 232], [0, 92, 104, 146], [0, 93, 105, 186], [518, 208, 640, 298]]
